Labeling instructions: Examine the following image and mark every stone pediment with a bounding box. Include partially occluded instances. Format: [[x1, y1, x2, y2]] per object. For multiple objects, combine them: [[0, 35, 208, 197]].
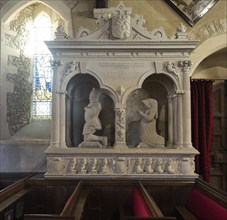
[[72, 2, 188, 41]]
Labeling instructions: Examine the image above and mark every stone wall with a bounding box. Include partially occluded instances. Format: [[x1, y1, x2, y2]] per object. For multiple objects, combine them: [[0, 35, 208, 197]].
[[7, 73, 32, 135], [5, 6, 33, 135]]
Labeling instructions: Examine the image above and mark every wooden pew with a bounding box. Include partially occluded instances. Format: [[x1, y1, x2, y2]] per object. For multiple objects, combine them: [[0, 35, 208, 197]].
[[23, 214, 74, 220], [60, 180, 89, 219], [0, 174, 32, 203], [119, 181, 176, 220], [24, 181, 89, 220], [175, 178, 227, 220], [0, 174, 32, 220]]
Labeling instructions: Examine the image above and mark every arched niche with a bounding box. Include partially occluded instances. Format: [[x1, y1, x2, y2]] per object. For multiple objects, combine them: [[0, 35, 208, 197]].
[[126, 73, 175, 147], [66, 74, 115, 147]]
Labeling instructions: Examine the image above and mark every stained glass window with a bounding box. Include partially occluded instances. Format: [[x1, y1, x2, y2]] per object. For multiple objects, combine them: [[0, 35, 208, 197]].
[[33, 13, 53, 119]]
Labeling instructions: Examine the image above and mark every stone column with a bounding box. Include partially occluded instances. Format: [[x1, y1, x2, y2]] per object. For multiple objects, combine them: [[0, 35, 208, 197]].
[[180, 60, 193, 147], [172, 94, 177, 147], [59, 92, 67, 148], [176, 91, 184, 148], [50, 60, 62, 147], [167, 95, 174, 147], [114, 104, 127, 148]]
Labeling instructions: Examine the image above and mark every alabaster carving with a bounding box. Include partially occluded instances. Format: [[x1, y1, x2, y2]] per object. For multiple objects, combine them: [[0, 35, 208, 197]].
[[177, 23, 187, 33], [45, 2, 199, 180], [180, 158, 194, 174], [79, 88, 108, 148], [70, 158, 77, 173], [47, 158, 65, 174], [55, 25, 68, 39], [88, 158, 98, 174], [154, 159, 164, 174], [165, 61, 177, 76], [114, 157, 128, 174], [78, 158, 87, 174], [45, 155, 197, 177], [111, 3, 131, 39], [144, 159, 154, 174], [68, 61, 80, 73], [82, 2, 168, 41], [115, 108, 126, 143], [52, 60, 63, 68], [100, 158, 108, 174], [137, 99, 165, 148], [133, 158, 143, 174], [112, 15, 130, 39], [164, 159, 175, 174]]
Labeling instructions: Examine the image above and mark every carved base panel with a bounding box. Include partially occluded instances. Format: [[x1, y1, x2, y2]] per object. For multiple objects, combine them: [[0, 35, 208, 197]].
[[45, 147, 199, 179]]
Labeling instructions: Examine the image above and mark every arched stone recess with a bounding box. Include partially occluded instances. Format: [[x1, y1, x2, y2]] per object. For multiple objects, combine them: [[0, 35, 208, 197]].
[[125, 71, 181, 148], [60, 66, 119, 104], [64, 73, 116, 148], [190, 34, 227, 74], [58, 63, 118, 148]]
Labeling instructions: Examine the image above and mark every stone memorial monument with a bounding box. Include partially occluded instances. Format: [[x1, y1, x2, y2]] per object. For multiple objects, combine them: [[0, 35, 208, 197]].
[[45, 2, 199, 179]]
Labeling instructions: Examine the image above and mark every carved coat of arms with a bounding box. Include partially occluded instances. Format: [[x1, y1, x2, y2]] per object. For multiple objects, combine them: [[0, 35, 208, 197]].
[[112, 15, 131, 39]]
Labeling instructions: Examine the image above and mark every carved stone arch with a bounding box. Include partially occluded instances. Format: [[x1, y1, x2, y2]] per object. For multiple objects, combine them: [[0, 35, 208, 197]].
[[86, 70, 119, 104], [122, 71, 180, 105], [191, 34, 227, 74], [62, 68, 118, 104], [65, 72, 116, 147], [1, 0, 73, 37], [61, 71, 83, 93], [138, 71, 180, 94], [99, 85, 119, 105], [124, 71, 180, 147]]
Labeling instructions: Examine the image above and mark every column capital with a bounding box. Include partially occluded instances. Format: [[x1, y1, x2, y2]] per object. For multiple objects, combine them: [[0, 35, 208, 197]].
[[115, 103, 126, 109], [176, 90, 185, 95], [52, 60, 63, 68], [178, 60, 192, 73]]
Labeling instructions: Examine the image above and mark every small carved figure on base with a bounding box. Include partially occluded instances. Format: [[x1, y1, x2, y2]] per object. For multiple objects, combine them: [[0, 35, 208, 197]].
[[79, 88, 108, 148], [137, 98, 164, 148]]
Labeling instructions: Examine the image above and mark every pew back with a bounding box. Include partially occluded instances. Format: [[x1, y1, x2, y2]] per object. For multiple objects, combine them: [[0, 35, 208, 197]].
[[24, 180, 88, 220], [175, 178, 227, 220], [0, 174, 32, 220]]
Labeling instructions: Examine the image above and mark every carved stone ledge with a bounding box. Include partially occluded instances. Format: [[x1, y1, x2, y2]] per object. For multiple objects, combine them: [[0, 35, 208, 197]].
[[45, 147, 198, 179]]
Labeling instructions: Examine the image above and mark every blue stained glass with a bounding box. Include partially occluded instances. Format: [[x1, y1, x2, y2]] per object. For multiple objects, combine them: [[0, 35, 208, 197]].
[[33, 13, 53, 119]]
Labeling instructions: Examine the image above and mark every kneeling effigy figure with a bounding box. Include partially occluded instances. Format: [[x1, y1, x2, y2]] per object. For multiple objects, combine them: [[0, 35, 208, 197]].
[[79, 88, 107, 148], [137, 98, 164, 148]]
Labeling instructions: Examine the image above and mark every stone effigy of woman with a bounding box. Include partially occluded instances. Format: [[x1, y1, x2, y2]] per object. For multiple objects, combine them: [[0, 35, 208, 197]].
[[137, 98, 164, 148], [79, 88, 107, 148]]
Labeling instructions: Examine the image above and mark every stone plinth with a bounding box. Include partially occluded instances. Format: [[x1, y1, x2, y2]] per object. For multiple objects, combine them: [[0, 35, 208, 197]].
[[45, 147, 199, 179]]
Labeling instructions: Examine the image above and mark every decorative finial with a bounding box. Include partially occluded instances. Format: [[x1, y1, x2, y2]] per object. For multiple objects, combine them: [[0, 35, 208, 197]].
[[55, 25, 68, 39], [177, 23, 187, 33]]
